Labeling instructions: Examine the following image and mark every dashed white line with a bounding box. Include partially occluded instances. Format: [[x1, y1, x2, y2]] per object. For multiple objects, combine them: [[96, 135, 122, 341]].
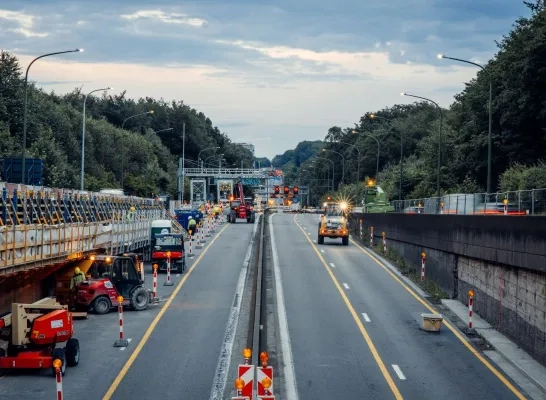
[[392, 365, 406, 380], [307, 232, 311, 236], [119, 338, 132, 351], [320, 249, 324, 253], [362, 313, 371, 322], [312, 239, 316, 243], [343, 283, 350, 290], [329, 263, 336, 268]]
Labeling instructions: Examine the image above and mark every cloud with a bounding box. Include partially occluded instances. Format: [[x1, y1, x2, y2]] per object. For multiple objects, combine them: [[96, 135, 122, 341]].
[[120, 9, 206, 27], [0, 0, 532, 159], [0, 9, 48, 37]]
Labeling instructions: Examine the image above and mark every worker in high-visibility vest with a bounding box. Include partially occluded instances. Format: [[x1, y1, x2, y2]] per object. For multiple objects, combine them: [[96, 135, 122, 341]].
[[188, 216, 197, 233]]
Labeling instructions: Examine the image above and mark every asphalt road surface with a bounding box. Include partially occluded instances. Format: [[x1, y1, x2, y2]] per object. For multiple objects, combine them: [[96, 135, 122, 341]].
[[0, 218, 255, 400], [270, 212, 529, 400]]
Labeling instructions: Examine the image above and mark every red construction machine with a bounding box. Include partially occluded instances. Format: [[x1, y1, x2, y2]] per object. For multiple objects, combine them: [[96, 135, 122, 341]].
[[0, 297, 80, 376], [227, 180, 256, 223]]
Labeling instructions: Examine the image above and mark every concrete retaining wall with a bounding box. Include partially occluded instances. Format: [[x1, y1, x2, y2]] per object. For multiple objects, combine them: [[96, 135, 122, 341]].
[[349, 213, 546, 367]]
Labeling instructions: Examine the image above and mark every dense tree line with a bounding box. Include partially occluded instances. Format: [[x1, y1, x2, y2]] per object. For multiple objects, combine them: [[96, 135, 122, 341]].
[[0, 52, 255, 198], [273, 0, 546, 204]]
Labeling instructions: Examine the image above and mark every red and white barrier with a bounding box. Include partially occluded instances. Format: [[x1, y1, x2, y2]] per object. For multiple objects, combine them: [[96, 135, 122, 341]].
[[201, 223, 206, 243], [257, 367, 274, 396], [237, 365, 254, 398], [54, 360, 63, 400], [359, 219, 363, 239], [188, 233, 194, 257], [421, 252, 426, 281], [468, 290, 474, 329], [206, 217, 212, 237], [382, 231, 387, 255], [152, 264, 158, 301], [164, 256, 173, 286], [370, 226, 374, 247], [114, 296, 129, 347]]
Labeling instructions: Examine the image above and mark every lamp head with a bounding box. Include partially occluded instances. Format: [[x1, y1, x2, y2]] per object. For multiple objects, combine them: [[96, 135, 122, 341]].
[[77, 48, 84, 52], [400, 92, 406, 96], [437, 53, 444, 59]]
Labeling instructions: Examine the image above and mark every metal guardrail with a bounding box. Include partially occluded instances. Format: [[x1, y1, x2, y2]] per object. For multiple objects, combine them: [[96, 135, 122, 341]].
[[391, 189, 546, 215]]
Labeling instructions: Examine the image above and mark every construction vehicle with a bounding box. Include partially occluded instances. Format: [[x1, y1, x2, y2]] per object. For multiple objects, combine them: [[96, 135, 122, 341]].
[[318, 201, 350, 245], [0, 297, 80, 376], [361, 179, 395, 213], [228, 181, 256, 223], [151, 233, 186, 273], [75, 254, 152, 314]]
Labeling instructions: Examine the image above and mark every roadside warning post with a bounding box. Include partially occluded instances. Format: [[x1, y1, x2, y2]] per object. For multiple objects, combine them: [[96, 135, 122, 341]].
[[359, 219, 363, 239], [421, 252, 426, 281], [206, 217, 212, 237], [503, 198, 508, 215], [468, 290, 474, 330], [53, 358, 63, 400], [382, 231, 387, 255], [164, 251, 173, 286], [257, 351, 274, 396], [152, 264, 159, 302], [114, 296, 129, 347], [237, 348, 254, 398], [370, 226, 374, 247]]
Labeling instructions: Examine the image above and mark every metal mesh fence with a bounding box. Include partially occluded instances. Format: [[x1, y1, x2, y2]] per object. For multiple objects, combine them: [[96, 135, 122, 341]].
[[392, 189, 546, 215]]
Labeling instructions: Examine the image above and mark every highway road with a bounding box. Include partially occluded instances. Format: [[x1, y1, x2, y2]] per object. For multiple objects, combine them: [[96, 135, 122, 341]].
[[0, 218, 256, 400], [270, 212, 529, 400]]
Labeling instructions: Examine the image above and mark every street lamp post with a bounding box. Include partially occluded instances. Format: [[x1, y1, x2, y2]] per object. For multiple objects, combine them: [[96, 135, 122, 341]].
[[152, 127, 173, 134], [81, 86, 112, 191], [314, 157, 335, 190], [204, 153, 223, 168], [352, 128, 380, 181], [401, 93, 443, 198], [438, 53, 493, 193], [198, 146, 220, 170], [310, 161, 331, 191], [120, 110, 154, 189], [21, 48, 83, 184], [334, 140, 361, 184], [322, 148, 345, 184]]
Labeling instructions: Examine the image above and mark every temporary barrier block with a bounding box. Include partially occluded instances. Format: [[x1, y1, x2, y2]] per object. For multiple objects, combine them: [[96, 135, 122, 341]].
[[237, 364, 254, 398]]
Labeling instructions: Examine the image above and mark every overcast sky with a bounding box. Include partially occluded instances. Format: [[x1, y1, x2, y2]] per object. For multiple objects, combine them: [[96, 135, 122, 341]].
[[1, 0, 529, 159]]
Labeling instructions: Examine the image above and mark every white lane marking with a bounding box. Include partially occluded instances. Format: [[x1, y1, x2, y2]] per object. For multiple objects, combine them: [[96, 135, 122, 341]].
[[392, 365, 406, 380], [176, 274, 180, 277], [307, 232, 311, 236], [320, 249, 324, 253], [313, 240, 316, 243], [269, 213, 300, 400], [119, 338, 132, 351], [329, 263, 336, 268], [343, 283, 350, 290], [209, 215, 261, 400], [362, 313, 371, 322]]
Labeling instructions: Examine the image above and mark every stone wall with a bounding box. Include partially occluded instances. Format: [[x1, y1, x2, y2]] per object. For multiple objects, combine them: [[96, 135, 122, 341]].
[[349, 213, 546, 366]]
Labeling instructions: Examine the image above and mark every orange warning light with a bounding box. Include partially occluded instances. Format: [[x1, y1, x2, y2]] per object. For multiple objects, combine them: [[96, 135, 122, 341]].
[[153, 263, 158, 270], [382, 231, 385, 237], [117, 296, 124, 304], [260, 351, 269, 366], [468, 289, 475, 298], [189, 230, 193, 235], [53, 358, 62, 369], [235, 378, 245, 390], [166, 251, 171, 258], [262, 377, 272, 389], [243, 347, 252, 359], [503, 198, 508, 205], [421, 252, 426, 259]]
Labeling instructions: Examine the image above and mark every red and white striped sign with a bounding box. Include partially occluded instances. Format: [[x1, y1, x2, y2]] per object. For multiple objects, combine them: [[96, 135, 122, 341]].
[[237, 364, 254, 398], [257, 366, 273, 395]]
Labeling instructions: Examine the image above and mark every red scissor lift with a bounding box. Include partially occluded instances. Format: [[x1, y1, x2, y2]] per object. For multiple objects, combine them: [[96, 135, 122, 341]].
[[228, 181, 255, 223]]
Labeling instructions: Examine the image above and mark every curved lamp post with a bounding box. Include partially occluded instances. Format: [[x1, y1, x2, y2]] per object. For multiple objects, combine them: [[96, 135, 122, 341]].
[[21, 48, 83, 183], [198, 146, 220, 169], [314, 157, 335, 190], [335, 140, 361, 184], [310, 160, 332, 191], [120, 110, 154, 188], [322, 148, 345, 184], [401, 92, 443, 198], [81, 86, 112, 190], [438, 53, 493, 193]]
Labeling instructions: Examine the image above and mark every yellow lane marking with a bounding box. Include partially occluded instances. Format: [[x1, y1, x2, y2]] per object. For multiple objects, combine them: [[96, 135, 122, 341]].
[[102, 223, 231, 400], [293, 215, 403, 400], [349, 237, 527, 400]]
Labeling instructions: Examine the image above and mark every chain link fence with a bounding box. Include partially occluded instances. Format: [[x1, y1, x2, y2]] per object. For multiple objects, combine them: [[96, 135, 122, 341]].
[[392, 188, 546, 215]]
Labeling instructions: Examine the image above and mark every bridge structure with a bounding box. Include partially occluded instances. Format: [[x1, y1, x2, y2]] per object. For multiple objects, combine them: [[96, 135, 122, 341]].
[[0, 182, 188, 310]]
